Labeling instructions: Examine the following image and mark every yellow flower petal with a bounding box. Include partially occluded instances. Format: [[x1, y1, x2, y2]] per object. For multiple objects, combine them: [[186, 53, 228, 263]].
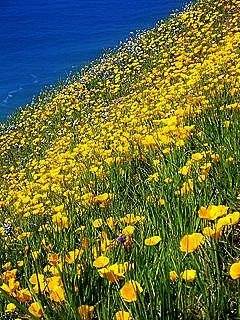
[[93, 256, 110, 268], [180, 233, 204, 253], [144, 236, 162, 246], [120, 280, 143, 302], [49, 285, 65, 302], [92, 218, 103, 228], [77, 305, 94, 320], [28, 302, 44, 318], [169, 271, 178, 281], [229, 261, 240, 280], [5, 303, 16, 313], [29, 273, 45, 285], [198, 205, 228, 220], [98, 266, 124, 283], [181, 269, 196, 282], [216, 212, 239, 229], [114, 310, 132, 320], [122, 225, 135, 235], [202, 227, 221, 240]]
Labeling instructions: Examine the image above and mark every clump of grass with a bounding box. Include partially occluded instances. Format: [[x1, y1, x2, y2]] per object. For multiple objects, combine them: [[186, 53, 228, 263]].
[[0, 0, 239, 319]]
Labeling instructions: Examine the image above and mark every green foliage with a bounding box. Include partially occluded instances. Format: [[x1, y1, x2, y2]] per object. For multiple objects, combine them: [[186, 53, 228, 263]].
[[0, 0, 239, 318]]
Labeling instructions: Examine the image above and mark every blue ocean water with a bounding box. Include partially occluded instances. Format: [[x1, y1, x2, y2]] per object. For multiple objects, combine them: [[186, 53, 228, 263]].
[[0, 0, 187, 122]]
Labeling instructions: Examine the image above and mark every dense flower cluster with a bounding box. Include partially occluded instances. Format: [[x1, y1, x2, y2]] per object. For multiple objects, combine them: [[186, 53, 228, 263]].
[[0, 0, 239, 318]]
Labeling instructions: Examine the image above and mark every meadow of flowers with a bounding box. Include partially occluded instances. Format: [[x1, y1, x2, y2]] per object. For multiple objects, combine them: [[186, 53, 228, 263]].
[[0, 0, 240, 318]]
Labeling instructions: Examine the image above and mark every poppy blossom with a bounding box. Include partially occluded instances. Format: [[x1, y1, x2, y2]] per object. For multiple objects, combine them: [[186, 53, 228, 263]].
[[93, 255, 110, 268], [28, 302, 44, 318], [181, 269, 196, 282], [114, 310, 132, 320], [169, 271, 178, 281], [77, 305, 94, 320], [180, 233, 204, 253], [229, 261, 240, 279], [144, 236, 161, 246], [120, 280, 143, 302], [198, 205, 228, 220]]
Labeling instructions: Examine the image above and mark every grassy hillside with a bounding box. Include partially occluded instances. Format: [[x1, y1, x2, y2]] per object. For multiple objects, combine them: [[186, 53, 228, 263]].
[[0, 0, 239, 319]]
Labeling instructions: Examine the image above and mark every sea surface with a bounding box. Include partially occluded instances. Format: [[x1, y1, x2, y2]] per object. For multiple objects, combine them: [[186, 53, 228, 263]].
[[0, 0, 188, 122]]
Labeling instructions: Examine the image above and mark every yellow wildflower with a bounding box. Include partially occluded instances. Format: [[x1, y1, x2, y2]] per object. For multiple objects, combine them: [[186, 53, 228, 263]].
[[203, 227, 222, 240], [114, 311, 132, 320], [144, 236, 161, 246], [28, 302, 44, 318], [216, 212, 239, 229], [181, 269, 196, 282], [92, 218, 103, 228], [198, 205, 228, 220], [5, 303, 16, 313], [77, 305, 94, 320], [120, 280, 143, 302], [93, 256, 110, 268], [180, 233, 204, 253], [169, 271, 179, 281], [122, 225, 135, 235], [229, 261, 240, 280]]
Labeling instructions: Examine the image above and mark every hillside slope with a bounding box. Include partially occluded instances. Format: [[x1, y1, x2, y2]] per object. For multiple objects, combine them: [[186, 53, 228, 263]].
[[0, 0, 240, 319]]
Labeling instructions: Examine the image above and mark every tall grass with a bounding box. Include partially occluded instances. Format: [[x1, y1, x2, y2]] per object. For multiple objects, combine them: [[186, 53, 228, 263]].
[[0, 0, 239, 319]]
